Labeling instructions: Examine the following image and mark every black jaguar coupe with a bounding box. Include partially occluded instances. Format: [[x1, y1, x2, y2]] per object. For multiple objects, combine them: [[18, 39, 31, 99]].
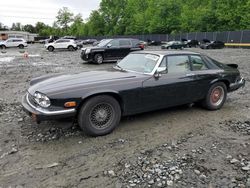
[[22, 51, 245, 136]]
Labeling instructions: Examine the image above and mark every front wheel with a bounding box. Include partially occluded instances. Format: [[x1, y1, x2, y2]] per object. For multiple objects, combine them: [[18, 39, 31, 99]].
[[18, 44, 24, 49], [78, 95, 121, 136], [94, 54, 103, 64], [202, 82, 227, 110], [48, 46, 54, 52]]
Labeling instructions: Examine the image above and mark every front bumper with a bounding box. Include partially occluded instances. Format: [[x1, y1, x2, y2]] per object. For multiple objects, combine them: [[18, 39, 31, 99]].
[[80, 50, 93, 62], [228, 77, 246, 92], [22, 93, 76, 122]]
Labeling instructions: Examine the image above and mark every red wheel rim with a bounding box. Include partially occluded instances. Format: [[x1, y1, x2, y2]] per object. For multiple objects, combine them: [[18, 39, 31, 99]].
[[210, 86, 224, 106]]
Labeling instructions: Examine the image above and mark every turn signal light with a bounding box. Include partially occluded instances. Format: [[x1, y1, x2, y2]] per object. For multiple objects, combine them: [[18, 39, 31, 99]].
[[64, 101, 76, 108]]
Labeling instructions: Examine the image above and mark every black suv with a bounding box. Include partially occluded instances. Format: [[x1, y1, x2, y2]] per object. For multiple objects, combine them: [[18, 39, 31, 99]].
[[80, 38, 143, 64]]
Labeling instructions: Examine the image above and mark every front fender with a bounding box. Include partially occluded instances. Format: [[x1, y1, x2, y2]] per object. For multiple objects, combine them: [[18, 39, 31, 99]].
[[81, 89, 119, 100]]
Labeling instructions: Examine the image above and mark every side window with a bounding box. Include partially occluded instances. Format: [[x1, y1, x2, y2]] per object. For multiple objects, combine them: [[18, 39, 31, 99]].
[[167, 55, 190, 73], [131, 40, 139, 47], [7, 39, 13, 43], [119, 40, 131, 47], [109, 39, 119, 47], [190, 55, 208, 70]]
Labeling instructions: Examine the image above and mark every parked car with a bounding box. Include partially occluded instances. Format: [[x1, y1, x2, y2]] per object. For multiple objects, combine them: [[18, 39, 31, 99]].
[[22, 50, 245, 136], [147, 39, 162, 46], [0, 38, 28, 49], [44, 39, 77, 52], [187, 40, 199, 48], [80, 38, 143, 64], [82, 39, 98, 45], [200, 41, 225, 49], [62, 36, 77, 40], [161, 41, 187, 49]]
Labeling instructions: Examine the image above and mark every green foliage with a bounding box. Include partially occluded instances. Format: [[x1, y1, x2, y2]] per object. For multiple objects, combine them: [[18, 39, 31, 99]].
[[8, 0, 250, 37], [56, 7, 74, 30]]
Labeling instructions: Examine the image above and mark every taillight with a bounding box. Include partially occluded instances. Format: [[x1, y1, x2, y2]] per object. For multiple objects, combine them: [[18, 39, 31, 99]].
[[139, 44, 144, 49]]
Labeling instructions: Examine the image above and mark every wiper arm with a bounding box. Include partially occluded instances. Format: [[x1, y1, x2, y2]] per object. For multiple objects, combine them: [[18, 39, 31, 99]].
[[114, 65, 127, 72]]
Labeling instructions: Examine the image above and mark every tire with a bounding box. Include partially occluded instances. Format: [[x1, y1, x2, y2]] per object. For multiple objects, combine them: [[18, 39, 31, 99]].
[[68, 45, 74, 51], [78, 95, 121, 136], [202, 82, 227, 110], [18, 44, 24, 49], [94, 54, 103, 64], [48, 46, 54, 52], [1, 45, 6, 49]]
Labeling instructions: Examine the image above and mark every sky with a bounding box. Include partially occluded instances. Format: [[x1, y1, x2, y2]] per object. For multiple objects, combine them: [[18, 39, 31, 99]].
[[0, 0, 101, 27]]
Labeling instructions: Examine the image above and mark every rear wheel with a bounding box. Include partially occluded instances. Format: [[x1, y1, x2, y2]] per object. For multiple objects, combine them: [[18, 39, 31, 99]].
[[48, 46, 54, 52], [68, 45, 74, 51], [202, 82, 227, 110], [94, 54, 103, 64], [78, 95, 121, 136], [18, 44, 24, 49]]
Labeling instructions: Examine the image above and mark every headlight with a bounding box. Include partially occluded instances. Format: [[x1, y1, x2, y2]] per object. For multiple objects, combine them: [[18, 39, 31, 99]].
[[34, 92, 51, 108], [85, 48, 91, 54]]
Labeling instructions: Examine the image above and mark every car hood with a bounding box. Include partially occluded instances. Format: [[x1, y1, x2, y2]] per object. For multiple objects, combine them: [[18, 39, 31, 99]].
[[81, 46, 105, 51], [28, 70, 147, 96]]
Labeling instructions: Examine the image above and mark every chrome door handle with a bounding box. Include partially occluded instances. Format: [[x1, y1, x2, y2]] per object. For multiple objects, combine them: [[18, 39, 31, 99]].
[[186, 73, 195, 76]]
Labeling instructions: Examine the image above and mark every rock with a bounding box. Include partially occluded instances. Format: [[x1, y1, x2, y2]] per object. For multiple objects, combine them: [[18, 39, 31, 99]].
[[45, 162, 59, 168], [157, 182, 162, 187], [17, 118, 23, 122], [199, 174, 207, 181], [118, 139, 125, 143], [167, 180, 173, 186], [125, 163, 131, 168], [148, 179, 154, 185], [194, 169, 201, 175], [9, 147, 18, 154], [242, 165, 250, 171], [130, 183, 136, 187], [246, 178, 250, 188], [175, 174, 180, 180], [230, 158, 239, 164], [108, 170, 116, 177]]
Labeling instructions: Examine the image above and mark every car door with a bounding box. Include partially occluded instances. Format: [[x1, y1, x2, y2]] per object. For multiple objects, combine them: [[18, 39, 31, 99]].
[[142, 55, 196, 111], [53, 40, 63, 49], [104, 39, 120, 60], [118, 39, 132, 58], [5, 39, 14, 47], [188, 55, 222, 101]]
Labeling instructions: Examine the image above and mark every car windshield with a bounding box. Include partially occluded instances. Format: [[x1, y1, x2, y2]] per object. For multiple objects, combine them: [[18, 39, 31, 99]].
[[116, 53, 159, 74], [97, 39, 112, 47]]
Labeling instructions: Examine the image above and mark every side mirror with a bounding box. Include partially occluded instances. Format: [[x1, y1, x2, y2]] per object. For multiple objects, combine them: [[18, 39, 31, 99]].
[[154, 67, 167, 79], [107, 43, 112, 48]]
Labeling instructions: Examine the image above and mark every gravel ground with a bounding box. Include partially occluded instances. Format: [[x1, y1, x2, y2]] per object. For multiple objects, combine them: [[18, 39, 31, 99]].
[[0, 44, 249, 188]]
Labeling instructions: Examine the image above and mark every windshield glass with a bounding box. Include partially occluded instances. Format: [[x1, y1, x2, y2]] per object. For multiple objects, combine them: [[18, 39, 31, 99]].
[[97, 39, 112, 47], [116, 53, 159, 73]]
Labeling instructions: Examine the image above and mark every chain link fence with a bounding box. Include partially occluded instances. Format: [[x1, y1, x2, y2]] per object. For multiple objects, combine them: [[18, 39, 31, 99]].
[[81, 30, 250, 43]]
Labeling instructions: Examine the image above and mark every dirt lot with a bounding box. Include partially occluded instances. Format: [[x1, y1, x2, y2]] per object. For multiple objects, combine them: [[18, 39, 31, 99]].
[[0, 44, 249, 188]]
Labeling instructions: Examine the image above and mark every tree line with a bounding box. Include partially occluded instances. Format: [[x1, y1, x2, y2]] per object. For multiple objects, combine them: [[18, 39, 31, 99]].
[[1, 0, 250, 37]]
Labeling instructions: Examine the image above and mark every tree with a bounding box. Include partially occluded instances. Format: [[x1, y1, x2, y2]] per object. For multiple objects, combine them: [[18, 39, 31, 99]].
[[87, 11, 105, 36], [56, 7, 74, 30], [11, 22, 22, 31], [23, 24, 36, 33]]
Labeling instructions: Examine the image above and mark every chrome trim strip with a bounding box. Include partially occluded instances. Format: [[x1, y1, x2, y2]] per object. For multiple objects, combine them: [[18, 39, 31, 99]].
[[26, 94, 76, 115], [230, 77, 245, 87]]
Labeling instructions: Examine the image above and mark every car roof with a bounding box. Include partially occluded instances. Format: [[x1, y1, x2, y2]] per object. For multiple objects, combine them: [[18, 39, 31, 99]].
[[7, 38, 24, 40], [131, 50, 200, 56]]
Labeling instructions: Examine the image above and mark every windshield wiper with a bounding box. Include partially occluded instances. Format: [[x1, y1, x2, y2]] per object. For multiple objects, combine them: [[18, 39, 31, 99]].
[[114, 65, 127, 72]]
